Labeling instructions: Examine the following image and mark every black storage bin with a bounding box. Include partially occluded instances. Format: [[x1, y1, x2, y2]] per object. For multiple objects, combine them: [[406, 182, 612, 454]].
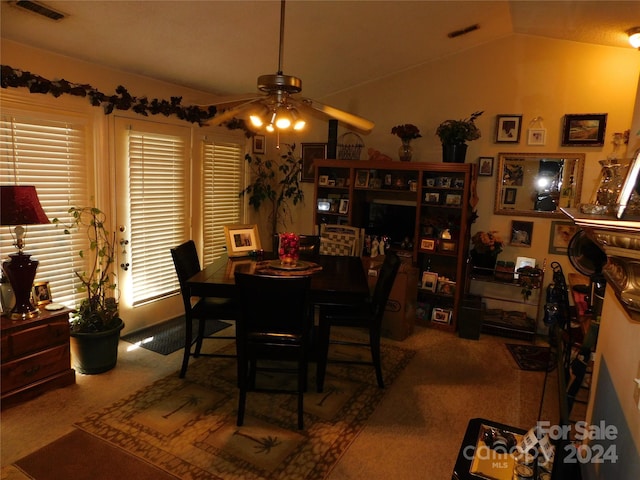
[[458, 294, 483, 340]]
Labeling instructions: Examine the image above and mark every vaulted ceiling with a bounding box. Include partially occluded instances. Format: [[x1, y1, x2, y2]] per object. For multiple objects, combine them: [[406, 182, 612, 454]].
[[2, 1, 638, 101]]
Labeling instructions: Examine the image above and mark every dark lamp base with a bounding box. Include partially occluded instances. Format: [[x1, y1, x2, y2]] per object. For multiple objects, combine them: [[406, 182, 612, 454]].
[[2, 252, 40, 320]]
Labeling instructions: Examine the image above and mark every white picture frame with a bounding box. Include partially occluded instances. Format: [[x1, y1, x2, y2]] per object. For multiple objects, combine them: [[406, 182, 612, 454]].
[[527, 128, 547, 146], [514, 256, 536, 280], [223, 224, 262, 257]]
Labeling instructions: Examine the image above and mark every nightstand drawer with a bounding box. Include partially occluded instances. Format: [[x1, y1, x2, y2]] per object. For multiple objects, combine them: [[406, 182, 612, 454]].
[[1, 344, 71, 394], [1, 320, 70, 361]]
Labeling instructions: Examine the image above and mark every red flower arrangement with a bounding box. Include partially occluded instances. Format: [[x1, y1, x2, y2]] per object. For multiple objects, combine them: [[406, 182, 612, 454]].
[[391, 124, 422, 141]]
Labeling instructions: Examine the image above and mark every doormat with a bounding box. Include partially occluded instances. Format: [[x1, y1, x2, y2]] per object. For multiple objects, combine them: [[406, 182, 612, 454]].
[[11, 429, 178, 480], [506, 343, 554, 372], [71, 341, 415, 480], [121, 316, 231, 355]]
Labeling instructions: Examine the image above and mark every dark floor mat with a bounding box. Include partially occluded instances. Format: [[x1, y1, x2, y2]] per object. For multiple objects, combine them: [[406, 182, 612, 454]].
[[506, 343, 554, 372], [121, 316, 232, 355]]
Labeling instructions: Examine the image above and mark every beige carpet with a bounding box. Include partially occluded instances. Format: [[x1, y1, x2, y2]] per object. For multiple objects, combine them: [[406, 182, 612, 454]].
[[62, 341, 414, 480], [1, 327, 555, 480]]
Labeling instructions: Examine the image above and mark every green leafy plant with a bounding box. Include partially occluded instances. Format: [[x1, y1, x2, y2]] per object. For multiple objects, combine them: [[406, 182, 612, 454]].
[[436, 111, 484, 145], [53, 207, 121, 333], [240, 144, 305, 237]]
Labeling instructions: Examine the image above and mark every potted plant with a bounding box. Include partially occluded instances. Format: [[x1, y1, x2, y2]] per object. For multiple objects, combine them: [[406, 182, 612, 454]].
[[436, 111, 483, 163], [54, 206, 124, 374], [240, 143, 305, 241]]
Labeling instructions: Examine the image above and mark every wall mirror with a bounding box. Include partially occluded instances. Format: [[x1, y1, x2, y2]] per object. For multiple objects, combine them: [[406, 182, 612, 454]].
[[494, 152, 585, 218]]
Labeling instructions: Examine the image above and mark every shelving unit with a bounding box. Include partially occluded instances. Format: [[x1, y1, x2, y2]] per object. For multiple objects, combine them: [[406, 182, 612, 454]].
[[314, 159, 476, 332]]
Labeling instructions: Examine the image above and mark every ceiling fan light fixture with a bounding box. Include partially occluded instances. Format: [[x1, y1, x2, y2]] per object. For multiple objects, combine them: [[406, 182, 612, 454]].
[[249, 114, 264, 128], [628, 27, 640, 49]]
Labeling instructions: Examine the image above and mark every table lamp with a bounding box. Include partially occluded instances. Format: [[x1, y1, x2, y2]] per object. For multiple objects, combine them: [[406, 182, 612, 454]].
[[1, 185, 50, 319]]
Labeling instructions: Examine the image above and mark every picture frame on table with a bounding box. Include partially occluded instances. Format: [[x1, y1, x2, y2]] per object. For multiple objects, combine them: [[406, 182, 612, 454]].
[[439, 240, 457, 253], [420, 238, 436, 252], [224, 224, 262, 257], [445, 194, 462, 206], [431, 307, 452, 324], [425, 192, 440, 204], [548, 221, 579, 255], [478, 156, 494, 176], [32, 281, 52, 306], [355, 170, 370, 188], [514, 256, 537, 280], [561, 113, 607, 146], [300, 142, 327, 182], [252, 134, 265, 154], [318, 175, 329, 186], [421, 271, 438, 292], [510, 220, 533, 247], [495, 114, 522, 143]]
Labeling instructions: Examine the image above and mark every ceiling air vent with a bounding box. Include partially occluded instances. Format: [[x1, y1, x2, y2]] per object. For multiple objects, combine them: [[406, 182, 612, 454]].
[[11, 1, 66, 21]]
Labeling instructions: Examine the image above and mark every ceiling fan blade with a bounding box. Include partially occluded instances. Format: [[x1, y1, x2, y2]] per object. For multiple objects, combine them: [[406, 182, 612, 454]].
[[298, 98, 375, 133], [203, 93, 263, 106], [208, 98, 263, 126]]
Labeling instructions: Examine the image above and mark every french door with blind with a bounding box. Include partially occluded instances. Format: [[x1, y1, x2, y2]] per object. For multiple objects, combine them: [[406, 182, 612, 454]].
[[114, 117, 245, 330]]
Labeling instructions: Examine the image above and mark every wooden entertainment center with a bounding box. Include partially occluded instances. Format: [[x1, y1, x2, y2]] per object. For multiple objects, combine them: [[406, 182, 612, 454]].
[[313, 159, 477, 331]]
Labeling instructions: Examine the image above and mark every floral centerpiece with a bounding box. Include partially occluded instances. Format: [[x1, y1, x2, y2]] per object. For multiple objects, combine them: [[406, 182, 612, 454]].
[[470, 230, 503, 273], [391, 124, 422, 161], [391, 124, 422, 141]]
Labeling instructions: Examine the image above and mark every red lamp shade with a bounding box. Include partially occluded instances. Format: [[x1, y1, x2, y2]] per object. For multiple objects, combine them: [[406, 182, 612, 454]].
[[1, 185, 50, 319], [1, 185, 50, 226]]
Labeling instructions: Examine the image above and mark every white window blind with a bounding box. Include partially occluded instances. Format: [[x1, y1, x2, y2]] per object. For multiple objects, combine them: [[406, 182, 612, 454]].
[[0, 112, 91, 309], [202, 140, 243, 265], [128, 130, 186, 305]]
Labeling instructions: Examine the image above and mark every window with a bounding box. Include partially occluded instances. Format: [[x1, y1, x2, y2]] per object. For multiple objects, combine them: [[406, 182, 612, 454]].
[[127, 129, 187, 306], [202, 140, 244, 265], [0, 110, 92, 308]]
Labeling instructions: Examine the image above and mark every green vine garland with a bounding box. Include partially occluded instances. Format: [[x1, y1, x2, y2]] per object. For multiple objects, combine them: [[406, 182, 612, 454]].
[[1, 65, 253, 136]]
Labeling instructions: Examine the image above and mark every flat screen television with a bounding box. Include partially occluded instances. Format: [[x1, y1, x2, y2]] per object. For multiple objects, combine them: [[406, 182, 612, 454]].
[[365, 199, 417, 247]]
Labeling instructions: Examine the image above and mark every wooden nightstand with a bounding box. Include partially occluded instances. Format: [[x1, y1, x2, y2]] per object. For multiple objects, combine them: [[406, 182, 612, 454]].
[[1, 308, 75, 409]]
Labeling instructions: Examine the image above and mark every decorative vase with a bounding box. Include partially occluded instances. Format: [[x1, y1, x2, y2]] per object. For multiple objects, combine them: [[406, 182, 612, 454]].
[[278, 232, 300, 267], [399, 139, 413, 162], [470, 249, 497, 275], [442, 143, 467, 163]]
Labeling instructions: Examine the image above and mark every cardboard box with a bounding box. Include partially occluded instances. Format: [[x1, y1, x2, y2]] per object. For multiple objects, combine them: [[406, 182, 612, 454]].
[[364, 257, 418, 341]]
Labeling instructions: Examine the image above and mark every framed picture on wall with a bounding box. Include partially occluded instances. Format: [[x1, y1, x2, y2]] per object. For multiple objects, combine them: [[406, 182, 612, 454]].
[[478, 157, 494, 176], [548, 221, 579, 254], [527, 128, 547, 146], [252, 134, 265, 154], [300, 143, 327, 182], [561, 113, 607, 146], [510, 220, 533, 247], [495, 115, 522, 143]]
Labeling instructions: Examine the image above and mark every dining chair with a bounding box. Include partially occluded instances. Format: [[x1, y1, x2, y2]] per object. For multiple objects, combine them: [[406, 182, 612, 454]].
[[318, 224, 364, 256], [316, 251, 401, 392], [272, 234, 321, 259], [171, 240, 238, 378], [234, 272, 313, 430]]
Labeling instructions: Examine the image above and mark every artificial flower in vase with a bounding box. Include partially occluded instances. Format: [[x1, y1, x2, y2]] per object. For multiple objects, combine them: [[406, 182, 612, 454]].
[[391, 123, 422, 162], [278, 232, 300, 266]]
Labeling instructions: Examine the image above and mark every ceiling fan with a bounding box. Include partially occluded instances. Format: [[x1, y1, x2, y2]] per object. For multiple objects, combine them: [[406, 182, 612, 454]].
[[208, 0, 374, 133]]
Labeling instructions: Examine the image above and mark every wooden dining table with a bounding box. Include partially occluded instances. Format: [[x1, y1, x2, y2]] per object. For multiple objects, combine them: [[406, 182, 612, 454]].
[[187, 254, 370, 307]]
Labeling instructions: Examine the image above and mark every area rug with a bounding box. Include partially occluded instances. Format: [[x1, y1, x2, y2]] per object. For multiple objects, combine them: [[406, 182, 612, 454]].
[[121, 316, 231, 355], [506, 343, 553, 372], [73, 341, 414, 480], [13, 429, 178, 480]]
